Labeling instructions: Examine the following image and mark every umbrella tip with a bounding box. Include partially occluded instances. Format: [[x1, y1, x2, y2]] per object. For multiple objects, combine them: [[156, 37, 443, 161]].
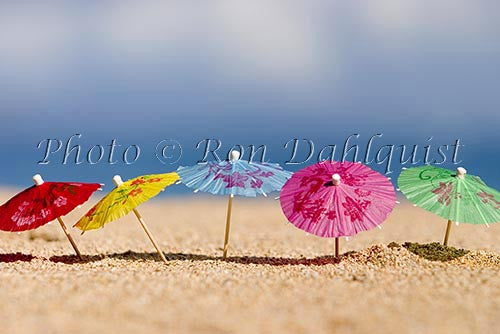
[[456, 167, 467, 178], [230, 150, 240, 161], [112, 175, 124, 186], [332, 173, 341, 186], [32, 174, 44, 186]]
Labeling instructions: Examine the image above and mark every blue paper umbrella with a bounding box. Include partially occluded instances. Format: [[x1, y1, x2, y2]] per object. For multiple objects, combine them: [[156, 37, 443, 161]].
[[177, 150, 292, 258]]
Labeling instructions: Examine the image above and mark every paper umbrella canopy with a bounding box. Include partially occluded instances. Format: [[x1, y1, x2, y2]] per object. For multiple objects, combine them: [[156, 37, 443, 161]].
[[398, 165, 500, 245], [177, 151, 292, 197], [280, 161, 396, 256], [75, 173, 179, 231], [0, 176, 100, 232]]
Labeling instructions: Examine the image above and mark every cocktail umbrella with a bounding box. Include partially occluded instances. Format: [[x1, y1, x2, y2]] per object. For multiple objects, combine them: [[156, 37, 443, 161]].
[[397, 165, 500, 246], [177, 150, 292, 258], [75, 173, 179, 264], [280, 161, 396, 257], [0, 174, 101, 259]]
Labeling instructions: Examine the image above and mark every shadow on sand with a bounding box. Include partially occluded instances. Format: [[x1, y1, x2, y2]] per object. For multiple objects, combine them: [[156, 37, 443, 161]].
[[28, 241, 475, 265], [0, 253, 36, 263], [49, 250, 342, 266]]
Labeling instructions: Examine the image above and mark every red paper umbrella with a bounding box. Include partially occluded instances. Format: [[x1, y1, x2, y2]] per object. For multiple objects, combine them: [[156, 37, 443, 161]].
[[0, 174, 101, 259]]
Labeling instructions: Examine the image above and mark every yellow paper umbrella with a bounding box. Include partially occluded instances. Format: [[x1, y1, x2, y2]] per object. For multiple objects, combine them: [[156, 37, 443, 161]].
[[75, 172, 179, 264]]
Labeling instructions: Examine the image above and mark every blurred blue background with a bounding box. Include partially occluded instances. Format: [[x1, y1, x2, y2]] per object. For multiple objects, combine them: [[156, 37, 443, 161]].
[[0, 1, 498, 193]]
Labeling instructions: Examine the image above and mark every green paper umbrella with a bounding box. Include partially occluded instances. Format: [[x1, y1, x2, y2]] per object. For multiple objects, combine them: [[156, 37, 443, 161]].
[[398, 165, 500, 246]]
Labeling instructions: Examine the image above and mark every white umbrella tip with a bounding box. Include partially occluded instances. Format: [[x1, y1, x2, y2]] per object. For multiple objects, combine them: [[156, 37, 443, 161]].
[[230, 150, 241, 161], [112, 175, 124, 186], [332, 173, 341, 185], [32, 174, 44, 186], [456, 167, 467, 178]]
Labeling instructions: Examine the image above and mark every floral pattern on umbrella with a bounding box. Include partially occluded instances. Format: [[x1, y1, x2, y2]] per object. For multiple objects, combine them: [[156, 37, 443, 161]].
[[280, 161, 396, 238], [177, 160, 292, 197], [398, 165, 500, 224], [75, 173, 179, 231], [0, 182, 101, 232]]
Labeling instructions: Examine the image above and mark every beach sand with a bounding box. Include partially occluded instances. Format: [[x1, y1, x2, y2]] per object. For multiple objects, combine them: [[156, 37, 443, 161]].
[[0, 190, 498, 334]]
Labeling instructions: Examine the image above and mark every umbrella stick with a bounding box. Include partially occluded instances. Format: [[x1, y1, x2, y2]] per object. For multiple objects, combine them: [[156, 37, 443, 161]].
[[132, 208, 168, 264], [335, 237, 339, 258], [56, 217, 83, 260], [443, 219, 452, 246], [223, 194, 234, 259]]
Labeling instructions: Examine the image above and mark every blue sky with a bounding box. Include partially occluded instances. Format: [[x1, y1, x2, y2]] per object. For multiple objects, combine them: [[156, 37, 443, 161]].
[[0, 1, 499, 192]]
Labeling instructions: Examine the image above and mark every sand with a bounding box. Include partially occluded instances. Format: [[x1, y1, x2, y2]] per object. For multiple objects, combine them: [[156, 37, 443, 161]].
[[0, 190, 499, 334]]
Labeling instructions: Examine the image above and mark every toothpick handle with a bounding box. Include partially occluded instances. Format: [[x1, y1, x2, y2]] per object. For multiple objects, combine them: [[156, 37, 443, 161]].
[[132, 208, 168, 264], [33, 174, 44, 186], [332, 174, 341, 186], [112, 175, 124, 186], [230, 150, 240, 161], [57, 217, 83, 260], [335, 237, 339, 258], [443, 219, 452, 246], [223, 194, 234, 259]]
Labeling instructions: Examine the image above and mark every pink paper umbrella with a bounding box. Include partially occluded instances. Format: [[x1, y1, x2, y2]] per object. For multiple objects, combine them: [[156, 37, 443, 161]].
[[280, 161, 396, 257]]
